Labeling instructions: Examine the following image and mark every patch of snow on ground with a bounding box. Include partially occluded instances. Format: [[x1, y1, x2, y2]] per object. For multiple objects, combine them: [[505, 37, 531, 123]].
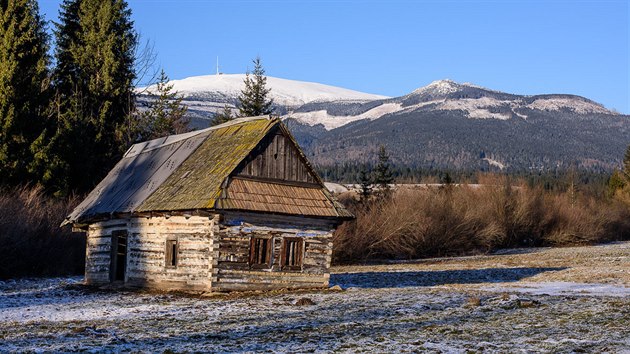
[[483, 282, 630, 297], [483, 157, 506, 170], [1, 276, 628, 352], [324, 182, 349, 193], [2, 242, 628, 352]]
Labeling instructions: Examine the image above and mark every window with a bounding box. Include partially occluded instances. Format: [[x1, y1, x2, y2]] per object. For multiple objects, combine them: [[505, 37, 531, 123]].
[[281, 238, 304, 270], [165, 239, 178, 268], [249, 237, 273, 269]]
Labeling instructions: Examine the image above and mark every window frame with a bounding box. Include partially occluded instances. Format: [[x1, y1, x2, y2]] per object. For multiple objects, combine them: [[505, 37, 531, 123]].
[[110, 230, 128, 282], [249, 236, 274, 269], [165, 237, 179, 269], [280, 237, 304, 271]]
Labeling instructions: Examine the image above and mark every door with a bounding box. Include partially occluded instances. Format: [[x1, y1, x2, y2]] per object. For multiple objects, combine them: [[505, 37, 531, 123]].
[[110, 230, 128, 282]]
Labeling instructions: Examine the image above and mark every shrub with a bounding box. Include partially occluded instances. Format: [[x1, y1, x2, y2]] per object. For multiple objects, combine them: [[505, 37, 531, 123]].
[[0, 186, 84, 279], [333, 179, 630, 264]]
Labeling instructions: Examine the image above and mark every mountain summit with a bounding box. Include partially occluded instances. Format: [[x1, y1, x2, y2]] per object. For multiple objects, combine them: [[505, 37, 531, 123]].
[[142, 73, 388, 107], [411, 79, 463, 96]]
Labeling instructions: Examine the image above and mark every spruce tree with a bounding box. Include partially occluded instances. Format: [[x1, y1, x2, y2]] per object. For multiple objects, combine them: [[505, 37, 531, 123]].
[[41, 0, 137, 195], [238, 56, 274, 117], [0, 0, 50, 185], [374, 145, 394, 197], [607, 169, 627, 198], [441, 172, 453, 185], [357, 168, 372, 202], [139, 69, 189, 140], [212, 104, 234, 126]]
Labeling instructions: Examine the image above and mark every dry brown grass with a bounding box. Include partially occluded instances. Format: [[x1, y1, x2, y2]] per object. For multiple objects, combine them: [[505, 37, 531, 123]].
[[333, 178, 630, 263], [0, 186, 84, 279]]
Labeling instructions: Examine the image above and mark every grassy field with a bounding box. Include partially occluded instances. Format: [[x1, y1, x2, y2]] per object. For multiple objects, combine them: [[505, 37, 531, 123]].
[[1, 242, 628, 352]]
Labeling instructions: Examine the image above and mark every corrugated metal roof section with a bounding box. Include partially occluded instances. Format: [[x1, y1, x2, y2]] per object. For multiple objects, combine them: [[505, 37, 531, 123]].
[[216, 178, 340, 217], [137, 118, 279, 212], [66, 130, 211, 223]]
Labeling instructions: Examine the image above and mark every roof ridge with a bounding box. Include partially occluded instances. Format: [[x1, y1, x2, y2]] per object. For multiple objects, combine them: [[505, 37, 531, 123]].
[[125, 116, 278, 158], [65, 116, 354, 224]]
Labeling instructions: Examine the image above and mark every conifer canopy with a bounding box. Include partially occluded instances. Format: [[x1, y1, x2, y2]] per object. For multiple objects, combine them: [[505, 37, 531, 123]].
[[238, 56, 274, 117]]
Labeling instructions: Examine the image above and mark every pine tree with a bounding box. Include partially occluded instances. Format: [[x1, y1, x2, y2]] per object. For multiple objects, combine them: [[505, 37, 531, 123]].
[[606, 144, 630, 200], [40, 0, 137, 195], [238, 56, 274, 117], [139, 69, 189, 140], [212, 104, 234, 126], [607, 169, 627, 198], [357, 168, 372, 202], [374, 145, 394, 197], [441, 172, 453, 185], [0, 0, 50, 185]]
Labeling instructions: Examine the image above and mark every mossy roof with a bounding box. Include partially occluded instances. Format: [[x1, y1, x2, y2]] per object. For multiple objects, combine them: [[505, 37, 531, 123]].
[[137, 118, 277, 212], [65, 116, 352, 225]]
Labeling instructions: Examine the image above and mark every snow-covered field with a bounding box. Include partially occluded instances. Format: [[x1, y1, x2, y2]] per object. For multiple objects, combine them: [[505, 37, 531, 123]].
[[1, 242, 628, 352]]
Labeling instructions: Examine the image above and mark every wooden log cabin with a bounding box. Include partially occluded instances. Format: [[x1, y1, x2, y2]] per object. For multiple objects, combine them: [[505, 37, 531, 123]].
[[63, 116, 353, 291]]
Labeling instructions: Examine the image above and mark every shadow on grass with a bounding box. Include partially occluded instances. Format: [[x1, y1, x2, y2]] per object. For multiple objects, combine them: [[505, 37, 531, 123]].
[[330, 267, 567, 289]]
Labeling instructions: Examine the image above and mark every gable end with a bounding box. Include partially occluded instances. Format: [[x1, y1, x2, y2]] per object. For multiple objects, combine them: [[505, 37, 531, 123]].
[[235, 125, 318, 185]]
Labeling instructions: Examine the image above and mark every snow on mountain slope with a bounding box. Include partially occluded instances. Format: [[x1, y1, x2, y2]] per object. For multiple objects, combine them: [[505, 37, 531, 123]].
[[287, 79, 618, 130], [411, 79, 462, 96], [142, 74, 388, 107], [527, 97, 612, 115], [287, 103, 402, 130]]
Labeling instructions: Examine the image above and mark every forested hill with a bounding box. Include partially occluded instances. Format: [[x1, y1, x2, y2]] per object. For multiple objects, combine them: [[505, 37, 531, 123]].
[[292, 107, 628, 173], [141, 76, 630, 173], [285, 80, 630, 173]]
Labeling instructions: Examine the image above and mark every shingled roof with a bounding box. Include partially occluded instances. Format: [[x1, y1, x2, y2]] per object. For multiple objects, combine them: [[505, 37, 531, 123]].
[[64, 116, 352, 225]]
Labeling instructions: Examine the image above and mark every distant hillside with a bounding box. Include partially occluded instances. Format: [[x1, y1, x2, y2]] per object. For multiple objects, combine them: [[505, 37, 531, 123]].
[[288, 80, 628, 172], [139, 76, 630, 172]]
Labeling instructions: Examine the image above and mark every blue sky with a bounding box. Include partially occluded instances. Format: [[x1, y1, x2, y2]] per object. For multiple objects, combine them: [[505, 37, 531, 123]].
[[38, 0, 629, 113]]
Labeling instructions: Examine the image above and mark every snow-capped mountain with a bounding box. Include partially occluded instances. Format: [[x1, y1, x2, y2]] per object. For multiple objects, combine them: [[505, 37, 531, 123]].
[[284, 79, 628, 172], [139, 74, 629, 172], [141, 73, 387, 106], [138, 74, 388, 129], [287, 79, 617, 130]]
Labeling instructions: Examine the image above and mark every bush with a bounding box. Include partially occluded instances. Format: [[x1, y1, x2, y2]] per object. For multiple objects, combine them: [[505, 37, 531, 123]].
[[0, 186, 84, 279], [333, 178, 630, 264]]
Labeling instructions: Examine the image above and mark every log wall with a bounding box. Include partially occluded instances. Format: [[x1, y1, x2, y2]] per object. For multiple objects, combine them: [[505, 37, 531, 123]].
[[213, 213, 334, 291], [85, 216, 216, 291], [85, 219, 126, 285], [84, 212, 336, 292]]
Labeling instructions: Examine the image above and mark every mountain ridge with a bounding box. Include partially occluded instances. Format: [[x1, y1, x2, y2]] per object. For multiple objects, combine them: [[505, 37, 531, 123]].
[[138, 74, 628, 172], [140, 73, 388, 107]]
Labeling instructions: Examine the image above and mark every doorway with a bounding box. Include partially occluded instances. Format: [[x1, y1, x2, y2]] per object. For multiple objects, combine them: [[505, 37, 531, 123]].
[[110, 230, 128, 282]]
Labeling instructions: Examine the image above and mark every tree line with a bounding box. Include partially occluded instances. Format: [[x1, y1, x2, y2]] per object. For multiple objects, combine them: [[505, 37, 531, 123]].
[[0, 0, 274, 197]]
